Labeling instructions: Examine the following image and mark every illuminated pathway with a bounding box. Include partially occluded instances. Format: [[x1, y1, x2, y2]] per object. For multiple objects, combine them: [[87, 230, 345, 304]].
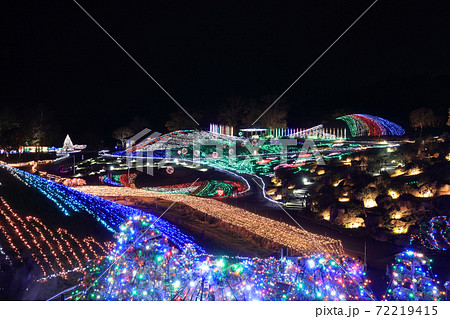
[[75, 186, 344, 256]]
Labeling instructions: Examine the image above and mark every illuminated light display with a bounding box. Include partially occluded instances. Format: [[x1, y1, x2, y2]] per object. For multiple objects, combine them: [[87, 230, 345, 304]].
[[337, 114, 405, 137], [363, 198, 377, 208], [337, 116, 358, 137], [352, 114, 382, 137], [0, 224, 21, 259], [75, 216, 374, 301], [103, 129, 398, 187], [89, 165, 246, 199], [75, 186, 344, 255], [418, 190, 433, 198], [119, 174, 132, 188], [209, 123, 234, 136], [355, 114, 386, 135], [62, 178, 86, 187], [100, 175, 123, 187], [55, 229, 85, 268], [99, 174, 134, 188], [58, 228, 91, 262], [0, 196, 111, 279], [189, 180, 248, 198], [408, 168, 422, 176], [384, 250, 444, 301], [362, 114, 405, 136], [410, 216, 450, 251], [0, 241, 12, 265], [0, 199, 48, 275], [125, 129, 197, 153], [1, 165, 204, 253], [27, 216, 76, 268], [388, 190, 399, 199], [393, 226, 408, 234], [143, 181, 202, 194], [345, 220, 364, 229], [84, 237, 110, 256]]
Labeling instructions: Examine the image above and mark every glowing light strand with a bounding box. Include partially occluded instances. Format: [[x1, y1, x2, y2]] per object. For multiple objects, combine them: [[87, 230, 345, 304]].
[[77, 216, 373, 301]]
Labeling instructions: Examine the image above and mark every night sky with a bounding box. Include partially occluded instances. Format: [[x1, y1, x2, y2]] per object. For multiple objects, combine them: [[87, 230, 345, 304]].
[[1, 0, 450, 142]]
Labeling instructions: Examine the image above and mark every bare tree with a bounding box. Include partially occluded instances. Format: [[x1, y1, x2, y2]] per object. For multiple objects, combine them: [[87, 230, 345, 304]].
[[409, 108, 437, 140], [241, 95, 289, 128], [258, 95, 288, 128], [112, 126, 134, 147], [31, 106, 49, 145], [165, 110, 201, 132], [31, 120, 45, 145], [217, 96, 247, 128], [240, 98, 262, 128]]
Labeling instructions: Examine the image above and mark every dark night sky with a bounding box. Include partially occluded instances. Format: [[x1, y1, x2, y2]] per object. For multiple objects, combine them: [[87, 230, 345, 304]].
[[1, 0, 450, 141]]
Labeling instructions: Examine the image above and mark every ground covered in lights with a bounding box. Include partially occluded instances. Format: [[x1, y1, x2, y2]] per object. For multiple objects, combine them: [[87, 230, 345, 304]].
[[76, 216, 375, 301], [75, 216, 446, 301], [0, 157, 449, 301], [0, 165, 201, 299]]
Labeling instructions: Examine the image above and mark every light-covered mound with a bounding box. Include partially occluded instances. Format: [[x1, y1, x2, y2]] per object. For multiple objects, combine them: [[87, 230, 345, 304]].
[[75, 215, 374, 301]]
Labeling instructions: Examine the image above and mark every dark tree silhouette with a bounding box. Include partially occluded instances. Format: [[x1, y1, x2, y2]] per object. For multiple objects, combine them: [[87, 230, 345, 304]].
[[112, 126, 133, 147], [409, 108, 437, 140], [165, 110, 201, 132], [241, 95, 289, 128], [217, 96, 247, 128]]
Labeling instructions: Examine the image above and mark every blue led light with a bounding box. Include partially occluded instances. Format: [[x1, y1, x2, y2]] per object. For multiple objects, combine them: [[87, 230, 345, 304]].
[[1, 165, 205, 253]]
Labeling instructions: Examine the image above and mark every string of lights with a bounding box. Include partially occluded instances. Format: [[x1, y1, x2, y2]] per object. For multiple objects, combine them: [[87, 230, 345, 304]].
[[0, 195, 111, 279], [0, 241, 12, 266], [383, 250, 444, 301], [100, 175, 124, 187], [143, 182, 202, 195], [27, 216, 75, 268], [0, 198, 70, 275], [337, 114, 405, 137], [75, 185, 344, 255], [76, 216, 373, 301], [410, 216, 450, 251], [1, 165, 205, 252]]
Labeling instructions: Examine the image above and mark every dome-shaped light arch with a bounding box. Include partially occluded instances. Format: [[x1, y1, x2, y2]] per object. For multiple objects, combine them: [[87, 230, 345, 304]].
[[336, 114, 405, 137]]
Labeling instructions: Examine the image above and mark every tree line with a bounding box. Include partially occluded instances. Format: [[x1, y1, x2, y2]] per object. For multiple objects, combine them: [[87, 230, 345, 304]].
[[1, 101, 449, 149]]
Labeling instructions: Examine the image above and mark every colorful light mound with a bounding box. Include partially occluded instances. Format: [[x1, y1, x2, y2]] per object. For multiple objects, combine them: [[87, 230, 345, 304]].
[[100, 175, 124, 187], [125, 129, 196, 153], [75, 216, 374, 301], [384, 250, 444, 301], [1, 165, 205, 254], [337, 114, 405, 137], [144, 180, 248, 198], [75, 185, 344, 255], [102, 175, 248, 198]]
